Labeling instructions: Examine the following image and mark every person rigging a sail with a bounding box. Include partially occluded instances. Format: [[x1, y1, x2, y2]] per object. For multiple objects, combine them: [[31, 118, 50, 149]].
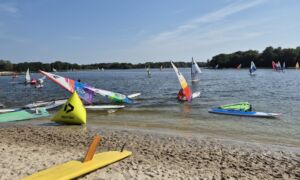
[[177, 88, 187, 101]]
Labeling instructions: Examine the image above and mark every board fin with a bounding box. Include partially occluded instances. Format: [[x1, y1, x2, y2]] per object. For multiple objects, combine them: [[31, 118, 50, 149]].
[[83, 135, 101, 162], [52, 92, 86, 125]]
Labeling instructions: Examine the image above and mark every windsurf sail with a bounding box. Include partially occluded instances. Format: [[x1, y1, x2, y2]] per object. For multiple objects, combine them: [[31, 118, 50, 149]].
[[282, 62, 286, 70], [249, 61, 256, 75], [160, 65, 163, 71], [146, 66, 151, 78], [52, 68, 57, 72], [191, 58, 201, 81], [25, 68, 31, 83], [215, 64, 219, 69], [236, 64, 242, 69], [272, 61, 277, 70], [219, 102, 251, 112], [171, 61, 192, 101], [39, 70, 134, 104], [296, 62, 299, 69], [276, 61, 281, 70]]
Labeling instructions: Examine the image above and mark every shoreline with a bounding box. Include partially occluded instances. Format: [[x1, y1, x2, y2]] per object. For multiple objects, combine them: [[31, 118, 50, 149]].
[[0, 124, 299, 179]]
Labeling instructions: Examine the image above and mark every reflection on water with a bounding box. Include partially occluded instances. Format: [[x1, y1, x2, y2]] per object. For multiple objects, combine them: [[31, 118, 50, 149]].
[[0, 68, 300, 146]]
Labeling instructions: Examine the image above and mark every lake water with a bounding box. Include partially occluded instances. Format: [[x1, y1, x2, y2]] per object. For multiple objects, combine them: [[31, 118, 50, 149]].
[[0, 69, 299, 147]]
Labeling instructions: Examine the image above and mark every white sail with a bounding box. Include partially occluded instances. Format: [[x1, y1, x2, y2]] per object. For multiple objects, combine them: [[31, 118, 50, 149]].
[[25, 68, 31, 83], [296, 62, 299, 69], [147, 67, 151, 77], [191, 58, 201, 82], [249, 61, 256, 75], [276, 62, 281, 70]]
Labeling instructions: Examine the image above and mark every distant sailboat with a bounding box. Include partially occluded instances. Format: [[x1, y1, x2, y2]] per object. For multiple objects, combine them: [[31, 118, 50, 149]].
[[25, 68, 37, 85], [25, 68, 31, 83], [272, 61, 277, 71], [249, 61, 256, 76], [215, 64, 219, 69], [296, 62, 299, 70], [191, 58, 201, 82], [237, 64, 242, 69], [282, 62, 286, 71], [101, 68, 104, 71], [52, 68, 57, 72], [146, 67, 151, 78], [160, 65, 163, 71], [276, 61, 281, 71]]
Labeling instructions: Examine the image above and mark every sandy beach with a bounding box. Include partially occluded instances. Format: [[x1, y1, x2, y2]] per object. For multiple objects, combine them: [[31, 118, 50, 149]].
[[0, 124, 299, 180]]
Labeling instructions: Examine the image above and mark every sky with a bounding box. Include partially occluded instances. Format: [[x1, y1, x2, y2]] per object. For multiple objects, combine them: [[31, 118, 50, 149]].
[[0, 0, 299, 64]]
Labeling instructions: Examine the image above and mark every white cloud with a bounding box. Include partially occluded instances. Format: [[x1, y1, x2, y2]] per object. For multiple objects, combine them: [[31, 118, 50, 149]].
[[119, 0, 268, 61], [149, 0, 266, 43]]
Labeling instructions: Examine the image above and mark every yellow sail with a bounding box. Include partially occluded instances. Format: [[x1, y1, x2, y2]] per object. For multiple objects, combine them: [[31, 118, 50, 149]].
[[52, 91, 86, 125]]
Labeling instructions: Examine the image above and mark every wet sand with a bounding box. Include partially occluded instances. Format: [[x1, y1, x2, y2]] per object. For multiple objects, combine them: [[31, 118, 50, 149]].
[[0, 124, 299, 179]]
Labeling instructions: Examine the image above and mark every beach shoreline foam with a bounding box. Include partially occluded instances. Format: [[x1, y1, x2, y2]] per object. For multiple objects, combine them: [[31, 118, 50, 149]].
[[0, 124, 299, 179]]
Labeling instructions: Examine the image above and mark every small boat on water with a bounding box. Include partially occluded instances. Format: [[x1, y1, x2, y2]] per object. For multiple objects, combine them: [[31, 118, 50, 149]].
[[209, 102, 281, 118], [236, 64, 242, 69]]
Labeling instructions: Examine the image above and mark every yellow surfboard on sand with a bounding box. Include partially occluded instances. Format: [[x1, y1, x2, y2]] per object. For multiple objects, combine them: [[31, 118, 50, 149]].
[[23, 151, 132, 180], [23, 135, 132, 180], [52, 91, 86, 125]]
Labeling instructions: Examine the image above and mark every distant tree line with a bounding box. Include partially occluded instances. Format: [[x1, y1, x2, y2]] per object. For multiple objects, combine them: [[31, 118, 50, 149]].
[[208, 46, 300, 68], [0, 60, 206, 72], [1, 46, 300, 72]]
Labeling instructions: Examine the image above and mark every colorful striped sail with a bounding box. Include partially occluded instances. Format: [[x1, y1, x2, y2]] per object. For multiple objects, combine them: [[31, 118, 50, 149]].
[[39, 70, 133, 104], [171, 61, 192, 101]]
